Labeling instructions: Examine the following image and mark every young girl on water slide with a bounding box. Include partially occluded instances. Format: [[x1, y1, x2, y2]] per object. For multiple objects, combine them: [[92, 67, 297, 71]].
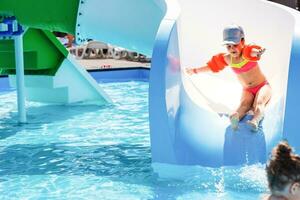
[[186, 24, 272, 131]]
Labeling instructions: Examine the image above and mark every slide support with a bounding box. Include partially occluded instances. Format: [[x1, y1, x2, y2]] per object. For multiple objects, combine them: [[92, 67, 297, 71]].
[[12, 19, 27, 123]]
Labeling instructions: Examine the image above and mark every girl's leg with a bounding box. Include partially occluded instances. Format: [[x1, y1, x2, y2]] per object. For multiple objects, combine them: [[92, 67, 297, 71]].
[[230, 90, 255, 130], [248, 84, 272, 131]]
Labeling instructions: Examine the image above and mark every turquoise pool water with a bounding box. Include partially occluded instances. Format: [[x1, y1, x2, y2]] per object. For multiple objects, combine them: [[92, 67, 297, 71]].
[[0, 81, 269, 199]]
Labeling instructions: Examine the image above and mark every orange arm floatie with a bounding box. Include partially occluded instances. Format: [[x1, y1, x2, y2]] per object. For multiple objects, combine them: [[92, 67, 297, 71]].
[[207, 53, 227, 72], [243, 44, 264, 61]]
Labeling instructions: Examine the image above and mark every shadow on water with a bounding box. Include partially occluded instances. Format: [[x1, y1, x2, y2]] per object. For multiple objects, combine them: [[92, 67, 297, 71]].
[[0, 103, 266, 198], [0, 103, 112, 140], [0, 142, 224, 199], [0, 143, 151, 177], [0, 128, 267, 199]]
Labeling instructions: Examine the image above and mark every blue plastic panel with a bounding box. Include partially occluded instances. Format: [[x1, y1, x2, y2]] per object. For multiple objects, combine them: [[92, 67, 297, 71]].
[[0, 68, 150, 92], [89, 68, 149, 83], [283, 33, 300, 152]]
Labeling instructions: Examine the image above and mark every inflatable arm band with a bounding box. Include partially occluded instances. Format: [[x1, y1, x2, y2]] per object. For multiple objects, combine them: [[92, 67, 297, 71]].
[[207, 53, 227, 72], [243, 45, 263, 61]]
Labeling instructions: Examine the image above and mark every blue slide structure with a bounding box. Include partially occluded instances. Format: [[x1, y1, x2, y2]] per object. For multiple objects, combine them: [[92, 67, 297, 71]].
[[149, 0, 300, 175]]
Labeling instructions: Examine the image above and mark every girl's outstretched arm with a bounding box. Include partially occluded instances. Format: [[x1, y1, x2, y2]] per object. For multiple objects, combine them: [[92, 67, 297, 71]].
[[185, 53, 228, 75], [243, 44, 266, 61], [186, 66, 211, 75]]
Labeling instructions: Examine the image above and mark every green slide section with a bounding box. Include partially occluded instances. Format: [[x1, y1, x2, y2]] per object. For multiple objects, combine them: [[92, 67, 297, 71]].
[[0, 0, 79, 34], [0, 29, 68, 75], [0, 0, 78, 75]]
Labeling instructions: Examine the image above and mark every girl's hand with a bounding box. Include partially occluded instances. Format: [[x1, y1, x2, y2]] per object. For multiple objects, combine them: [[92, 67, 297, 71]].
[[257, 48, 266, 58], [251, 47, 266, 58], [186, 68, 197, 75]]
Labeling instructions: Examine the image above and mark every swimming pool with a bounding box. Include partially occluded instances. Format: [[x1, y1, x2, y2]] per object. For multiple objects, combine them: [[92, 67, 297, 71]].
[[0, 74, 269, 199]]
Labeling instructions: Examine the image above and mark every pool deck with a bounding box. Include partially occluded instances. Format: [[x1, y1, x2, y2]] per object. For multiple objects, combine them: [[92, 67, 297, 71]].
[[76, 58, 151, 71]]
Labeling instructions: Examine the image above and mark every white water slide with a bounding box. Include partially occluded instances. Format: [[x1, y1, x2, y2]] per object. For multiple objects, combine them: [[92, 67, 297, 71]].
[[149, 0, 300, 172]]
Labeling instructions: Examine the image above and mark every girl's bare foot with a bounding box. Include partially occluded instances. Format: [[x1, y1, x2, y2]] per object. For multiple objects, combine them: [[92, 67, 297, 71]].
[[247, 119, 259, 132], [230, 112, 239, 131]]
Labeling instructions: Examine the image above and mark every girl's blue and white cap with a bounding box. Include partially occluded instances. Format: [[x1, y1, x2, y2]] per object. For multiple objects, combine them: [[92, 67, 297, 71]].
[[223, 25, 245, 45]]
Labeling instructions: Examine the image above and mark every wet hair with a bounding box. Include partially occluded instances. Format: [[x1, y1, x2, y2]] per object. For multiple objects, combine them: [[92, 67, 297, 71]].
[[266, 141, 300, 192]]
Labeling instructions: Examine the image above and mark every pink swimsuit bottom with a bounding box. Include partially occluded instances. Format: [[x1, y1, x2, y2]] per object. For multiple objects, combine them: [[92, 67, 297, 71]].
[[244, 80, 269, 96]]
